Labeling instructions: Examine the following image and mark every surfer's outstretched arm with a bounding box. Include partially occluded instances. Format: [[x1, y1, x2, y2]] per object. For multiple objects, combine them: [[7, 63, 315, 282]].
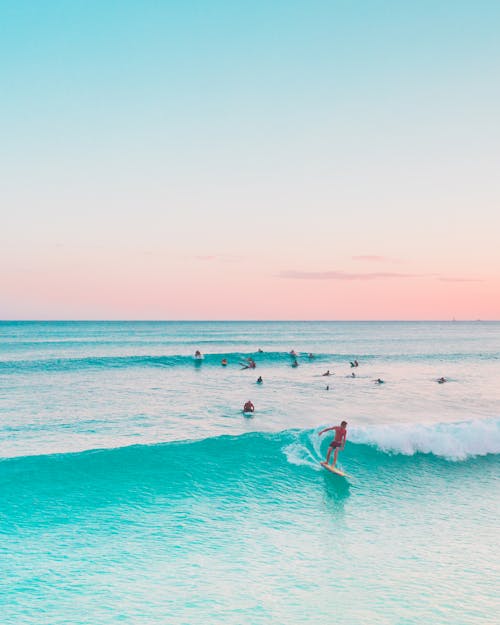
[[319, 426, 334, 436]]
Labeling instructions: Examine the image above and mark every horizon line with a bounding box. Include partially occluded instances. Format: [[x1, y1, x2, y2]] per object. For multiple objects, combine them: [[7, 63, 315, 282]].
[[0, 319, 495, 323]]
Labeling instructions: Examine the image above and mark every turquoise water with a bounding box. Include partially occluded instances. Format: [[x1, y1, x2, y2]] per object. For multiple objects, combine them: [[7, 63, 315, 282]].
[[1, 322, 499, 624]]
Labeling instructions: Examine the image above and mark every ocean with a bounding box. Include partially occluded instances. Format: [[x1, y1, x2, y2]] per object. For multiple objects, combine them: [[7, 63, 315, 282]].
[[1, 321, 499, 624]]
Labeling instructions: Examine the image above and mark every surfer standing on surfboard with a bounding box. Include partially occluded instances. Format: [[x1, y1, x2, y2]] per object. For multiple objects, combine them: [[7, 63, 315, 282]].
[[319, 421, 347, 467]]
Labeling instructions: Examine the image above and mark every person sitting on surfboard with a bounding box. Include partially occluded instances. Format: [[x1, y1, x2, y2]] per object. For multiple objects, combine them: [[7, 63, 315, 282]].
[[319, 421, 347, 467], [256, 376, 263, 384], [243, 400, 254, 413]]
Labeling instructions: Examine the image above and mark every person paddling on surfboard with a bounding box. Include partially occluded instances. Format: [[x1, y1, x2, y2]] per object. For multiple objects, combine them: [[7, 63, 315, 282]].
[[240, 357, 256, 370], [319, 420, 347, 467]]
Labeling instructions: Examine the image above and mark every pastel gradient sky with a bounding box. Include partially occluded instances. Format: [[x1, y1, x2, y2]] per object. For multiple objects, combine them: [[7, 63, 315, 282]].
[[2, 1, 499, 320]]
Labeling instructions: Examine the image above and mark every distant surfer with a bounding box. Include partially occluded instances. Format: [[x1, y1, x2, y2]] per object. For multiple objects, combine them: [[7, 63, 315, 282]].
[[374, 378, 384, 384], [240, 358, 256, 370], [194, 350, 203, 359], [243, 400, 255, 413], [322, 370, 333, 376], [221, 358, 228, 366], [437, 377, 447, 384], [308, 353, 315, 359], [319, 421, 347, 467], [290, 349, 297, 357], [350, 359, 359, 368], [256, 376, 263, 384], [258, 348, 264, 353], [291, 359, 299, 368]]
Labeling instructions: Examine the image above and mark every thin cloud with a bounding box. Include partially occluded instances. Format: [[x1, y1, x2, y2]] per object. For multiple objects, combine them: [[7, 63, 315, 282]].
[[438, 277, 483, 283], [280, 270, 429, 281]]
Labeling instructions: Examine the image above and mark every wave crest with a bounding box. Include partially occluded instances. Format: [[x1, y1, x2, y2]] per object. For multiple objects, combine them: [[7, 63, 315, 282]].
[[349, 418, 500, 460], [1, 419, 498, 467]]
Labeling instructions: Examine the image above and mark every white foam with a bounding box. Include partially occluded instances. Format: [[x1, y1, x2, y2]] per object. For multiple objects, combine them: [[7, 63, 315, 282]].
[[283, 442, 321, 470], [350, 417, 500, 460]]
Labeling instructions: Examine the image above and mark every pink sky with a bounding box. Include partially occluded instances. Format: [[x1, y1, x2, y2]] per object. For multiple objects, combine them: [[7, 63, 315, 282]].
[[2, 243, 498, 319], [2, 1, 499, 319]]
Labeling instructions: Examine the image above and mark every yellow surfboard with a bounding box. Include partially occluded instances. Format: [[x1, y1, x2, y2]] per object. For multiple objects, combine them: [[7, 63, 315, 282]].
[[320, 461, 350, 478]]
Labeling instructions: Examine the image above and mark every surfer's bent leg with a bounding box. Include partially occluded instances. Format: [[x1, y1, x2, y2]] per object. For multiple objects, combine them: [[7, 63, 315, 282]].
[[326, 446, 332, 464], [333, 448, 339, 466], [326, 442, 338, 465]]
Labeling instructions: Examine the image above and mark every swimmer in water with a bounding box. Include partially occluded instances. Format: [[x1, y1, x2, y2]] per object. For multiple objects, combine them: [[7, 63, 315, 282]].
[[221, 358, 228, 366], [243, 400, 254, 413], [194, 350, 202, 359], [291, 359, 299, 367], [308, 353, 315, 359]]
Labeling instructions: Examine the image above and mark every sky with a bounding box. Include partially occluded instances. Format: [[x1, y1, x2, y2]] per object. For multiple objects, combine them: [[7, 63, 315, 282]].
[[1, 0, 499, 320]]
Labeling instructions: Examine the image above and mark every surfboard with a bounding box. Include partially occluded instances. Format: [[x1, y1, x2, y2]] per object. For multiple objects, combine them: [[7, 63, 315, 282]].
[[320, 461, 349, 477]]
